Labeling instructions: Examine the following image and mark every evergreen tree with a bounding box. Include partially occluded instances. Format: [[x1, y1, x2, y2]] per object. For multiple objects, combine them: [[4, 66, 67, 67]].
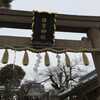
[[0, 0, 13, 8], [0, 64, 25, 99]]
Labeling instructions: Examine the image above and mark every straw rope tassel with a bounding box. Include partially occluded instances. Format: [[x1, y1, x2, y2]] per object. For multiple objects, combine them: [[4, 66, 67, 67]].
[[65, 53, 70, 67], [44, 52, 50, 66], [82, 53, 89, 66], [23, 50, 29, 66], [2, 49, 9, 64]]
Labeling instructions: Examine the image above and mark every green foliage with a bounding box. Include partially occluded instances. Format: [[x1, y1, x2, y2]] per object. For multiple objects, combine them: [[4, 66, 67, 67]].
[[0, 64, 25, 87], [0, 0, 13, 8], [0, 64, 25, 99]]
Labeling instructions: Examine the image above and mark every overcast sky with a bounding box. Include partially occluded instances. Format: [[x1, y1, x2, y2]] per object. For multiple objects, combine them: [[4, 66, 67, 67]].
[[11, 0, 100, 16]]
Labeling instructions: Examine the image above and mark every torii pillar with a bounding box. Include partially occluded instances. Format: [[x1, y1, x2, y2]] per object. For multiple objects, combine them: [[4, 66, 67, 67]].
[[88, 28, 100, 84]]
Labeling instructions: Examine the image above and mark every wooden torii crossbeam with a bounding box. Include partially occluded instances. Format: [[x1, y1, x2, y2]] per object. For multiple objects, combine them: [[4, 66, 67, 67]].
[[0, 8, 100, 84], [0, 8, 100, 33]]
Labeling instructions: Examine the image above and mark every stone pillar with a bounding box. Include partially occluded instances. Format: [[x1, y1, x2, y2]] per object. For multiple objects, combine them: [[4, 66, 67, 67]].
[[88, 28, 100, 83]]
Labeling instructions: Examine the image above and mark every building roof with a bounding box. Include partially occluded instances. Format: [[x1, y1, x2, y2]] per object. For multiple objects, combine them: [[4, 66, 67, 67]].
[[58, 70, 99, 99]]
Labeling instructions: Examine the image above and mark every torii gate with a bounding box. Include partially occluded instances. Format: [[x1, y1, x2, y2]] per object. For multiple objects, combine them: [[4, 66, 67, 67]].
[[0, 8, 100, 84]]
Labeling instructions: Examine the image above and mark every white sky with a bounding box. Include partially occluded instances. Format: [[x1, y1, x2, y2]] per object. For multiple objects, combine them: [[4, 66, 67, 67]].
[[11, 0, 100, 16], [0, 0, 97, 89]]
